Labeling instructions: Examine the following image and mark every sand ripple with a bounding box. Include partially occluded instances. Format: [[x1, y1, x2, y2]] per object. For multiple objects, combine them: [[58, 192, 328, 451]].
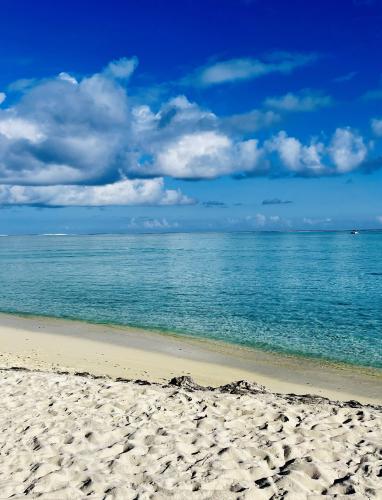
[[0, 369, 381, 499]]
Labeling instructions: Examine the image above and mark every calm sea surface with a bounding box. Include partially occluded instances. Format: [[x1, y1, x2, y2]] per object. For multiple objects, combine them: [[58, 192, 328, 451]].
[[0, 232, 381, 368]]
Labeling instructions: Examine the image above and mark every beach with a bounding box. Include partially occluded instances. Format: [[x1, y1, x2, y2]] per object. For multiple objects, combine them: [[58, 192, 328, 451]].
[[0, 312, 381, 404], [0, 313, 381, 498], [1, 0, 382, 496], [0, 368, 381, 498]]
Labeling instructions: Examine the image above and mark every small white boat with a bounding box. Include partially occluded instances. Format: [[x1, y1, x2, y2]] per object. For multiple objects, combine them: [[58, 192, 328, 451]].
[[350, 230, 359, 235]]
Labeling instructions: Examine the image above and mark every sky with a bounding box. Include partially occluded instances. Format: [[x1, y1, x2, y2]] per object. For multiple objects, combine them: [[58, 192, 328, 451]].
[[0, 0, 382, 234]]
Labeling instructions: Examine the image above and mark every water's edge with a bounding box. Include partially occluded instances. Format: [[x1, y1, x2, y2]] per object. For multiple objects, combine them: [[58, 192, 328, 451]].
[[2, 308, 381, 378]]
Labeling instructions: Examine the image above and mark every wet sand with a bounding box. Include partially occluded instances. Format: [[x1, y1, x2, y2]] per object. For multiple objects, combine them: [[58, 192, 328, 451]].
[[0, 312, 380, 404]]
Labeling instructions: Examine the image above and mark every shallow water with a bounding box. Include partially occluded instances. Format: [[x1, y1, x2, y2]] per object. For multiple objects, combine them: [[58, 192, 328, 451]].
[[0, 232, 381, 368]]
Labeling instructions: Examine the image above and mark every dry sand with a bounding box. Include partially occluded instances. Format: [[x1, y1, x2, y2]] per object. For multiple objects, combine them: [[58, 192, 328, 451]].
[[0, 368, 381, 499], [0, 313, 381, 498]]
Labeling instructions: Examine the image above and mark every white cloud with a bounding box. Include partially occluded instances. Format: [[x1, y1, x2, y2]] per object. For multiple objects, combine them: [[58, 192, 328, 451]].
[[150, 131, 263, 179], [266, 131, 325, 174], [245, 214, 266, 226], [156, 131, 230, 178], [58, 72, 78, 85], [329, 128, 367, 173], [254, 213, 267, 226], [127, 217, 179, 230], [0, 178, 193, 207], [127, 96, 266, 179], [266, 128, 369, 175], [0, 71, 267, 188], [376, 216, 382, 224], [131, 95, 217, 136], [264, 91, 332, 112], [104, 57, 138, 80], [0, 56, 378, 207], [184, 52, 317, 87], [244, 213, 286, 227], [371, 118, 382, 137], [0, 116, 44, 142], [0, 68, 130, 185], [0, 93, 6, 105], [142, 218, 178, 229]]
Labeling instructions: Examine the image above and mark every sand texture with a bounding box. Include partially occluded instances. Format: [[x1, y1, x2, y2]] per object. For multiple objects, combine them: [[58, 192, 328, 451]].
[[0, 313, 381, 404], [0, 368, 381, 499]]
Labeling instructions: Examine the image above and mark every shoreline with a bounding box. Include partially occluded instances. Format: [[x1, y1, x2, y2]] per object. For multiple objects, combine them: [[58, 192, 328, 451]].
[[0, 312, 380, 404], [4, 309, 382, 373]]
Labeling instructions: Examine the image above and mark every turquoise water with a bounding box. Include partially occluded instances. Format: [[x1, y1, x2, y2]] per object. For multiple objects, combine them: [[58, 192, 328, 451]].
[[0, 232, 381, 368]]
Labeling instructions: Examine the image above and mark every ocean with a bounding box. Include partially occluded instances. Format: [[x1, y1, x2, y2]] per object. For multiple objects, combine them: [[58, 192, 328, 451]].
[[0, 232, 381, 369]]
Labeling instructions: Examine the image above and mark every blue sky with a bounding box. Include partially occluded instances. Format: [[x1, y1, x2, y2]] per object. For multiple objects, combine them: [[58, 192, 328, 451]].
[[0, 0, 381, 233]]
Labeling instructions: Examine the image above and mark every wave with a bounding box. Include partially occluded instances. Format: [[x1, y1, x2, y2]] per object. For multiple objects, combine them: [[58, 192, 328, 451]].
[[39, 233, 71, 236]]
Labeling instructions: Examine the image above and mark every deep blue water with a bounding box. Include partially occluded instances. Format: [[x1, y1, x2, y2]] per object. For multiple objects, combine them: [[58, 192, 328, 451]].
[[0, 232, 381, 368]]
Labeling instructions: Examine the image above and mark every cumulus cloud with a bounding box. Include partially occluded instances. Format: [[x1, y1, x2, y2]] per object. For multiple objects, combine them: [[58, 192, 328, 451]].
[[0, 178, 193, 207], [0, 56, 378, 206], [124, 95, 267, 179], [132, 95, 217, 138], [0, 116, 44, 142], [142, 131, 263, 179], [264, 90, 332, 112], [0, 71, 269, 192], [0, 68, 131, 186], [266, 131, 325, 174], [183, 52, 317, 87], [329, 128, 367, 173], [266, 128, 368, 176], [371, 118, 382, 137], [0, 93, 6, 105]]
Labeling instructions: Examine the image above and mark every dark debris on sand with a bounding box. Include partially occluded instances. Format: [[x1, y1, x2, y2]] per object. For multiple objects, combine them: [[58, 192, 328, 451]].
[[2, 367, 381, 411]]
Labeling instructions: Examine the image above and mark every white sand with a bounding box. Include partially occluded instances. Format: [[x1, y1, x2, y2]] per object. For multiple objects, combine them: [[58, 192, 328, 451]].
[[0, 313, 381, 404], [0, 313, 381, 498], [0, 368, 381, 499]]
